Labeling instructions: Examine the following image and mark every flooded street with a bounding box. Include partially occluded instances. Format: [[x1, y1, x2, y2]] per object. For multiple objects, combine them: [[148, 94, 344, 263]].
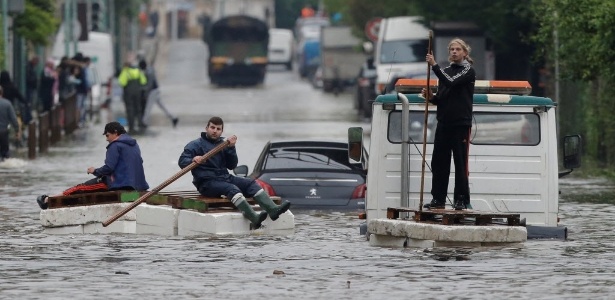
[[2, 39, 615, 299]]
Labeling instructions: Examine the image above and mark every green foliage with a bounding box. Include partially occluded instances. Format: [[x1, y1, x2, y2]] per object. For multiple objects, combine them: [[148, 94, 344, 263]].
[[532, 0, 615, 81], [275, 0, 305, 29], [532, 0, 615, 168], [115, 0, 147, 18], [13, 0, 59, 46], [344, 0, 419, 40]]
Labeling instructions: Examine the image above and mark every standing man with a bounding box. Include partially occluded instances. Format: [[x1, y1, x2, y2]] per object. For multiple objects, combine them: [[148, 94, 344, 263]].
[[38, 59, 57, 113], [178, 116, 291, 229], [118, 61, 147, 134], [25, 56, 39, 118], [0, 86, 20, 162], [74, 55, 90, 126], [421, 38, 476, 210], [36, 121, 149, 209]]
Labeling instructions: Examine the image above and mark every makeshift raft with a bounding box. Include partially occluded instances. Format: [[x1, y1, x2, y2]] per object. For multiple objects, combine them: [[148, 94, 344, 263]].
[[367, 207, 527, 248], [40, 190, 295, 236]]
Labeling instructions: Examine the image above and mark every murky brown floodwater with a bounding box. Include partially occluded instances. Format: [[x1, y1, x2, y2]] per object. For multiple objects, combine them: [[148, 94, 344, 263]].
[[1, 124, 615, 299]]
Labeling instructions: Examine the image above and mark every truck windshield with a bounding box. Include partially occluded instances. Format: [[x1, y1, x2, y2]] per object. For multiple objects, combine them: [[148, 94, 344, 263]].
[[387, 111, 541, 146], [380, 39, 429, 64]]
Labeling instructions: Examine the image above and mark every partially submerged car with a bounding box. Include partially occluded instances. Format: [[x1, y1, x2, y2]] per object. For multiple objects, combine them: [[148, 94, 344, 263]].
[[235, 140, 366, 210]]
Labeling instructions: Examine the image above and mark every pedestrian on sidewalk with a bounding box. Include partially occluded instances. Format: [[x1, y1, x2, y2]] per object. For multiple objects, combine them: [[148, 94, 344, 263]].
[[139, 60, 178, 128], [0, 71, 28, 124], [38, 59, 57, 113], [36, 121, 149, 210], [0, 86, 20, 161], [26, 56, 39, 116]]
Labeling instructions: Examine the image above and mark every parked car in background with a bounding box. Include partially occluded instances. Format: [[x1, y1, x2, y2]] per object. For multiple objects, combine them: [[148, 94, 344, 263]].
[[268, 28, 294, 70], [354, 57, 377, 118], [235, 140, 367, 210]]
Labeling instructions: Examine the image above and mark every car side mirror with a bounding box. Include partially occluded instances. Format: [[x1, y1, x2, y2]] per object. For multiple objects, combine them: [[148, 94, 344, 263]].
[[233, 165, 249, 177], [348, 127, 363, 163]]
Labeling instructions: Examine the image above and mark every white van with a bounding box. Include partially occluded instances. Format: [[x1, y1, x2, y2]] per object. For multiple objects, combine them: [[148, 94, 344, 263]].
[[373, 16, 429, 95], [268, 28, 294, 70]]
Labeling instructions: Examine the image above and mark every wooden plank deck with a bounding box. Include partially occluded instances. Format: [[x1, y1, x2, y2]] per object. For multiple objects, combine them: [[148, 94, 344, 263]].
[[387, 207, 522, 226], [47, 190, 280, 213]]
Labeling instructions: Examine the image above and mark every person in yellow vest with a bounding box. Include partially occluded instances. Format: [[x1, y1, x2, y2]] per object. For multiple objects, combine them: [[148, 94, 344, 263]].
[[118, 62, 147, 134]]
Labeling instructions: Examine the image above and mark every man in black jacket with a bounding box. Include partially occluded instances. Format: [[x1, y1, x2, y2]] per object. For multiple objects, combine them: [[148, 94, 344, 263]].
[[421, 38, 476, 210]]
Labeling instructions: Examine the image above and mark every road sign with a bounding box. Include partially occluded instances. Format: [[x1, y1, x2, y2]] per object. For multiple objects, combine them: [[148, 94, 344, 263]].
[[364, 18, 382, 42]]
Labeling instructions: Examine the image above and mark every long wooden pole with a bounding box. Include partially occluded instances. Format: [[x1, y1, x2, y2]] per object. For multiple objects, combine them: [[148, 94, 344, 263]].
[[418, 30, 434, 212], [102, 140, 231, 227]]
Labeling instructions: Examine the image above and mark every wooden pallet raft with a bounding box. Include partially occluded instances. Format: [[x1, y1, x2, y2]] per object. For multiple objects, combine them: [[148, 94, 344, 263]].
[[47, 191, 143, 209], [165, 194, 282, 213], [47, 190, 281, 213], [387, 207, 522, 226]]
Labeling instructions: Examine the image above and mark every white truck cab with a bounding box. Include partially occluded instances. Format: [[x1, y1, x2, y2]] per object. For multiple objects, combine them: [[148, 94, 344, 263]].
[[373, 16, 430, 95], [349, 79, 581, 239]]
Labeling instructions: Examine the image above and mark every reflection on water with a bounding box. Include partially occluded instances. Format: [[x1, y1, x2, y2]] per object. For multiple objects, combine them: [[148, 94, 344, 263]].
[[2, 128, 615, 298]]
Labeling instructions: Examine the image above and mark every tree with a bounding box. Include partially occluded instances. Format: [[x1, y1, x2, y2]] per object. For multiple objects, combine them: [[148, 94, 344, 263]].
[[532, 0, 615, 169], [12, 0, 59, 46], [341, 0, 538, 81]]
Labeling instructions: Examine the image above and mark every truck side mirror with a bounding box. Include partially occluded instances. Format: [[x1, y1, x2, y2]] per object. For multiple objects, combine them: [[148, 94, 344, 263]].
[[563, 134, 582, 169], [348, 127, 363, 163]]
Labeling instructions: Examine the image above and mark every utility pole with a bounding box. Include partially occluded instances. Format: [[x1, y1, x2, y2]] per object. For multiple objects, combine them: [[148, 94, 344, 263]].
[[171, 1, 178, 40], [72, 0, 78, 54], [64, 0, 71, 56], [2, 0, 8, 70]]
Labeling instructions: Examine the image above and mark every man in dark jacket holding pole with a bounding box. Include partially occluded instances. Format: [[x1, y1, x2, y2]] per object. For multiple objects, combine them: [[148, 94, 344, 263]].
[[178, 116, 290, 229], [36, 121, 149, 209]]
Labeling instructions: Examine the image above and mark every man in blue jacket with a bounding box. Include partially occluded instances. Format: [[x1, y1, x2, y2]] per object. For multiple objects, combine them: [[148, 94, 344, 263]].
[[178, 116, 290, 229], [36, 121, 149, 209]]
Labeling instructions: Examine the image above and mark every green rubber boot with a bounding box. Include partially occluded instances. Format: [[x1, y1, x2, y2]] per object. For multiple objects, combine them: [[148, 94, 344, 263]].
[[253, 190, 291, 221], [232, 194, 267, 229]]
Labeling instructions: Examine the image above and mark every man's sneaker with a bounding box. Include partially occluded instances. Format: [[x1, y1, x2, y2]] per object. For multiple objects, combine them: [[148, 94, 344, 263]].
[[423, 199, 445, 209], [172, 118, 179, 128], [453, 199, 467, 210], [36, 194, 48, 210]]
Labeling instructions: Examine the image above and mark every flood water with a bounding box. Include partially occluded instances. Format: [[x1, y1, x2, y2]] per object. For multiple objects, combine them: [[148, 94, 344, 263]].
[[2, 126, 615, 299], [2, 38, 615, 298]]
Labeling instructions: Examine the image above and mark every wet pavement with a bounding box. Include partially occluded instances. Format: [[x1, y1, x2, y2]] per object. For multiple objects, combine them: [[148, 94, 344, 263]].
[[1, 39, 615, 299]]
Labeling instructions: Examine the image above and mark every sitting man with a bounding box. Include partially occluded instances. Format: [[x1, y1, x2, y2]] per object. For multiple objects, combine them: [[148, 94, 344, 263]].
[[36, 121, 149, 209], [178, 116, 290, 229]]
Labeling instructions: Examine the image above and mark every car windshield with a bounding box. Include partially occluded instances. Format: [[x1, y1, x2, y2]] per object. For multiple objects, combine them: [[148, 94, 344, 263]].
[[264, 147, 357, 171], [380, 39, 429, 64]]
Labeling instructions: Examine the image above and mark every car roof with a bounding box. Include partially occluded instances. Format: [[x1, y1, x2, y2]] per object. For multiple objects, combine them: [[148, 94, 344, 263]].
[[268, 140, 348, 149]]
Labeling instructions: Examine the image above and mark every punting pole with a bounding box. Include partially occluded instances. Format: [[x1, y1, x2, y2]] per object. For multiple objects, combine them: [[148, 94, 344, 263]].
[[102, 140, 231, 227], [419, 30, 434, 213]]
